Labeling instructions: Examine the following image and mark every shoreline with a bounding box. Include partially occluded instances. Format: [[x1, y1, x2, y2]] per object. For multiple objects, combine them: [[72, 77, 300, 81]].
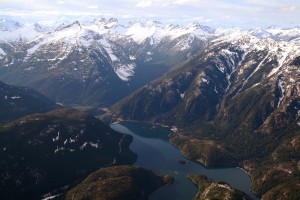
[[112, 120, 253, 174], [111, 120, 260, 200]]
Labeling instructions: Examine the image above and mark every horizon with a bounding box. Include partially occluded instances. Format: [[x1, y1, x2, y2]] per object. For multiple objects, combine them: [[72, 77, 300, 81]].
[[1, 16, 300, 31], [0, 0, 299, 29]]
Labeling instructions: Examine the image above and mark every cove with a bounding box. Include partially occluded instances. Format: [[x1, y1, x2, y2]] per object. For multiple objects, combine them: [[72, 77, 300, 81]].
[[111, 121, 259, 200]]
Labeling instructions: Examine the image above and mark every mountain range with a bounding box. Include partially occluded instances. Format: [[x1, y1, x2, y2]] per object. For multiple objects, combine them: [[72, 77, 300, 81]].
[[0, 18, 211, 106], [1, 18, 300, 107], [1, 17, 300, 199]]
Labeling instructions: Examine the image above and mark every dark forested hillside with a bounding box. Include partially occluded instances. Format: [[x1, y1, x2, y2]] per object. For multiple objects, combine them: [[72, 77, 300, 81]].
[[0, 81, 57, 123], [0, 109, 136, 199]]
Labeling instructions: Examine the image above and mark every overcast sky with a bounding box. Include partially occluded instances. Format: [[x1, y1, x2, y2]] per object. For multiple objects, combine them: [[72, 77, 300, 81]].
[[0, 0, 299, 28]]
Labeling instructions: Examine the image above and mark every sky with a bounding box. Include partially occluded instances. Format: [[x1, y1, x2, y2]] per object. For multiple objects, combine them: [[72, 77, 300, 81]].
[[0, 0, 299, 28]]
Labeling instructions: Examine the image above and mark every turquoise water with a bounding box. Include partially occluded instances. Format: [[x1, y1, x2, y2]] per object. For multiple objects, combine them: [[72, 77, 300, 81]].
[[111, 121, 259, 200]]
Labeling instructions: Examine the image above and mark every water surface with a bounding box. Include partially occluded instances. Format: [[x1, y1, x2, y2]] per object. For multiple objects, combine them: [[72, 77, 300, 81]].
[[111, 121, 258, 200]]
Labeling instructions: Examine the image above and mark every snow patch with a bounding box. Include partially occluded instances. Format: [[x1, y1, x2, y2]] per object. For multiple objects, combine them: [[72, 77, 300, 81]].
[[277, 77, 285, 107], [89, 142, 100, 149], [42, 194, 61, 200], [11, 96, 21, 99], [54, 146, 64, 153], [202, 78, 208, 83], [180, 93, 185, 99], [80, 142, 88, 150], [268, 45, 292, 77], [0, 48, 6, 58], [129, 55, 136, 60], [100, 38, 119, 62], [69, 138, 76, 143], [27, 42, 43, 55], [115, 63, 135, 81], [52, 131, 60, 142], [214, 86, 218, 94], [25, 67, 35, 71]]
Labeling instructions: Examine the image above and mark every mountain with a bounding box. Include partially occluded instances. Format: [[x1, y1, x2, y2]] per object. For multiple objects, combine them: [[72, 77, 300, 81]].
[[108, 28, 300, 199], [0, 19, 212, 107], [0, 81, 57, 123], [0, 108, 136, 200], [249, 26, 300, 42], [65, 165, 173, 200], [0, 19, 22, 31], [1, 17, 300, 198], [1, 19, 299, 108], [110, 31, 300, 126]]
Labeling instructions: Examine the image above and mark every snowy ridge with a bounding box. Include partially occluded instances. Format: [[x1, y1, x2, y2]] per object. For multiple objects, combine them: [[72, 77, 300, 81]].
[[267, 43, 294, 77], [210, 26, 300, 108], [0, 48, 6, 59], [1, 18, 300, 83], [0, 19, 22, 31], [117, 20, 213, 44], [0, 18, 215, 82]]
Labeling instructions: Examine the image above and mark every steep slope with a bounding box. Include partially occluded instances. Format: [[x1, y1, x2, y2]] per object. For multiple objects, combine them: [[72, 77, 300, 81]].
[[111, 30, 300, 131], [109, 38, 245, 125], [0, 108, 136, 200], [65, 165, 172, 200], [0, 21, 128, 106], [0, 81, 57, 123], [0, 19, 211, 106], [109, 31, 300, 199]]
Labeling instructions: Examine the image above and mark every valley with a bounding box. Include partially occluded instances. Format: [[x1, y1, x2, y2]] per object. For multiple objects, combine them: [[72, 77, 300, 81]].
[[111, 121, 258, 200], [0, 17, 300, 199]]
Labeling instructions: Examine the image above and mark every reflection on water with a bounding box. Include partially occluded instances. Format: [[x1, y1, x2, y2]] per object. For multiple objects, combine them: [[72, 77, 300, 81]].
[[111, 121, 259, 200]]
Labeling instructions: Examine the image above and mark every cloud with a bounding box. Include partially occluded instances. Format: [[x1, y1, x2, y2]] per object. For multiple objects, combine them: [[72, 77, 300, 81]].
[[135, 0, 199, 8], [0, 0, 299, 28], [173, 0, 198, 5], [87, 5, 98, 9], [136, 1, 153, 8], [57, 0, 64, 4], [280, 6, 297, 12], [205, 18, 213, 22], [121, 14, 134, 19]]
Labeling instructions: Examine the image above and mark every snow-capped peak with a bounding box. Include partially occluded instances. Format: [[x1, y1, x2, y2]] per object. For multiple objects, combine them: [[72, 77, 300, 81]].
[[128, 19, 162, 28], [248, 27, 272, 39], [1, 17, 300, 84], [0, 19, 22, 31], [124, 20, 163, 43], [57, 20, 81, 31], [186, 21, 214, 34], [245, 27, 300, 42], [33, 23, 51, 33]]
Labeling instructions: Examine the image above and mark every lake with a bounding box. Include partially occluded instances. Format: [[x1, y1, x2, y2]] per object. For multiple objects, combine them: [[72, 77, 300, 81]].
[[111, 121, 259, 200]]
